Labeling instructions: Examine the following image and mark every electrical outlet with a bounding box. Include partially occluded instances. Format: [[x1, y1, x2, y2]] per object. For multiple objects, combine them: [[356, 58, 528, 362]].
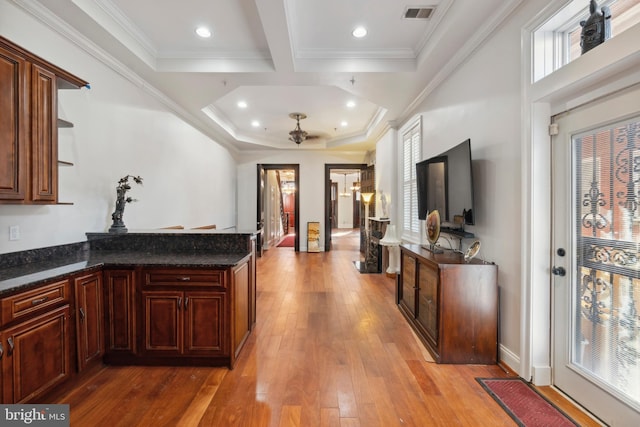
[[9, 225, 20, 241]]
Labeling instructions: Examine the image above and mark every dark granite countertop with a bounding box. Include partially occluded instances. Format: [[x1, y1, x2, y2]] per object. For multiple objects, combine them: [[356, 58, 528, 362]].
[[0, 230, 257, 297], [0, 251, 250, 296]]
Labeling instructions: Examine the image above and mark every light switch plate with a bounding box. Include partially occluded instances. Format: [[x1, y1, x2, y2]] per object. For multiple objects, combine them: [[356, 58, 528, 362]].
[[9, 225, 20, 241]]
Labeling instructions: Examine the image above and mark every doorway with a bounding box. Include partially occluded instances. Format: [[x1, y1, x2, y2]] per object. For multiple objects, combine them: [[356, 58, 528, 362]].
[[551, 85, 640, 425], [323, 163, 367, 251], [256, 164, 300, 253]]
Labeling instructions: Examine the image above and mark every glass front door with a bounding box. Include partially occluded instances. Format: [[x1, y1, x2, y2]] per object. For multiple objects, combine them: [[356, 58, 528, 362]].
[[552, 85, 640, 426]]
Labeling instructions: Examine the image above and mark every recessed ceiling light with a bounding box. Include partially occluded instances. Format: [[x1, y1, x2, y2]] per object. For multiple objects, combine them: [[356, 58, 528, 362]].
[[237, 101, 247, 109], [341, 121, 348, 127], [352, 26, 367, 38], [346, 101, 356, 108], [251, 120, 260, 127], [195, 26, 212, 38]]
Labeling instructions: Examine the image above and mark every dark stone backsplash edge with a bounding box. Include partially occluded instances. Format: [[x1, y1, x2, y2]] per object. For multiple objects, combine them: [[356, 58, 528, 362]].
[[0, 241, 89, 269], [86, 232, 253, 253]]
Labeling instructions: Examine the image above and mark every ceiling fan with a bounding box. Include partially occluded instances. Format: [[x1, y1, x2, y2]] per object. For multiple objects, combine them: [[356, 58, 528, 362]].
[[288, 112, 320, 144]]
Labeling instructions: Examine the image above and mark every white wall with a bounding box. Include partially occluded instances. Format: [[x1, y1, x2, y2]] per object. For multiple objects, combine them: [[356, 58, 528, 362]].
[[375, 129, 396, 222], [237, 150, 367, 251], [389, 0, 553, 370], [0, 2, 237, 254]]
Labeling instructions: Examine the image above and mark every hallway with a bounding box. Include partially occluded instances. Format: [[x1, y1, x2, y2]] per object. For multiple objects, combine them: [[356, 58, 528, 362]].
[[54, 231, 598, 426]]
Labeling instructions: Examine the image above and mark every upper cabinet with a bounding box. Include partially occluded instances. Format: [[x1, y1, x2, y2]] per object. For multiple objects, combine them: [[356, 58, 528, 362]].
[[0, 36, 88, 204]]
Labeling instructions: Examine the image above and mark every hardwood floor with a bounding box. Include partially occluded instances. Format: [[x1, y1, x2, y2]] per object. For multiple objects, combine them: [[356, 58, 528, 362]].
[[55, 230, 600, 426]]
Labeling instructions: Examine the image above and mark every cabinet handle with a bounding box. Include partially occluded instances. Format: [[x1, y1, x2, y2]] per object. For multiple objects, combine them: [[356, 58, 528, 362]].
[[0, 342, 3, 360], [177, 297, 182, 310], [79, 307, 86, 321], [31, 296, 49, 305], [177, 277, 191, 281], [7, 337, 14, 355], [184, 297, 189, 310]]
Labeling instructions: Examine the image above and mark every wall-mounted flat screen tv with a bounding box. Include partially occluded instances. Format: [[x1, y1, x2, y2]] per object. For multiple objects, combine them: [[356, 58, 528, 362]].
[[416, 138, 475, 228]]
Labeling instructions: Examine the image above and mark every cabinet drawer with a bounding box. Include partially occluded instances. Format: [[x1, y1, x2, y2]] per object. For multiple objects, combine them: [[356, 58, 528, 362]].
[[0, 279, 71, 326], [143, 269, 226, 288]]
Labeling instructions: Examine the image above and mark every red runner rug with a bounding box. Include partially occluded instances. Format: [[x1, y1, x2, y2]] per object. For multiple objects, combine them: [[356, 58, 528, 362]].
[[477, 378, 579, 427], [277, 234, 295, 247]]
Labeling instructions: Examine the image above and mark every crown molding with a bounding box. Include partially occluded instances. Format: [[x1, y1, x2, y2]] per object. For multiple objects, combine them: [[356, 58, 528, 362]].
[[400, 0, 526, 125], [10, 0, 240, 155]]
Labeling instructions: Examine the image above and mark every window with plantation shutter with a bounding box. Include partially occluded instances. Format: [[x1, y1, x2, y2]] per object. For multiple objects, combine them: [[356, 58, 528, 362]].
[[402, 118, 421, 240]]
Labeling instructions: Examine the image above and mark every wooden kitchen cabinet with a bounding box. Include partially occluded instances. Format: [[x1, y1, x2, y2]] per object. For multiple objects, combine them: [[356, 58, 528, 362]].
[[232, 261, 250, 361], [139, 262, 253, 368], [0, 278, 72, 404], [0, 36, 87, 204], [103, 269, 137, 360], [73, 272, 104, 371], [142, 290, 226, 356], [0, 42, 27, 201], [398, 244, 498, 364], [140, 268, 229, 360]]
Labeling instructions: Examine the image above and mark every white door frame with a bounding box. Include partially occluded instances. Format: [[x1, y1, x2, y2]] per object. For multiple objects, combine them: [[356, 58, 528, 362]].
[[521, 18, 640, 385]]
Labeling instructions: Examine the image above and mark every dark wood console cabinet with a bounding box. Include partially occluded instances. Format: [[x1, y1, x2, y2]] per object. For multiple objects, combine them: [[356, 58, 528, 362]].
[[398, 244, 498, 364]]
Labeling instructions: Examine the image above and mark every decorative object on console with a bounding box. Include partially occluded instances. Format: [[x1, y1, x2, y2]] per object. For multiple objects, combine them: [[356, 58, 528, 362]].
[[425, 210, 442, 253], [379, 224, 401, 274], [464, 240, 481, 263], [108, 175, 143, 233], [580, 0, 611, 54], [379, 190, 389, 219]]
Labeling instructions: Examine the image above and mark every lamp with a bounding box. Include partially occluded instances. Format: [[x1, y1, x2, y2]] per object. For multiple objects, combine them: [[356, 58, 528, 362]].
[[379, 225, 402, 275], [288, 113, 308, 145], [350, 170, 361, 191], [339, 173, 350, 197], [361, 192, 374, 232]]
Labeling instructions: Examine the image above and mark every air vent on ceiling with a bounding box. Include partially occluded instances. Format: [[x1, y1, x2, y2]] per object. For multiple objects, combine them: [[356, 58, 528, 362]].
[[403, 7, 435, 19]]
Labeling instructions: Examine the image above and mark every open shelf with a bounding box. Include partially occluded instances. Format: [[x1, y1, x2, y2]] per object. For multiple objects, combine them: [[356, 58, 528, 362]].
[[57, 118, 74, 128]]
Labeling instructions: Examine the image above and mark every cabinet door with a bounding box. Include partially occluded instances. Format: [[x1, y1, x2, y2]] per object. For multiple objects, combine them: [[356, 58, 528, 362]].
[[0, 45, 28, 201], [416, 262, 439, 345], [103, 270, 136, 353], [183, 292, 226, 355], [2, 305, 71, 403], [30, 64, 58, 202], [143, 291, 182, 354], [399, 253, 417, 317], [74, 272, 104, 371]]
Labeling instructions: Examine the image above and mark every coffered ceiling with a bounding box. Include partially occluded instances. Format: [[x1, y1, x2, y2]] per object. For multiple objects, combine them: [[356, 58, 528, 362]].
[[22, 0, 523, 152]]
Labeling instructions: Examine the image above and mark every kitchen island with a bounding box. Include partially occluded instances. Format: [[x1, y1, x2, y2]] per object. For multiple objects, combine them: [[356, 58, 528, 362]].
[[0, 229, 257, 404]]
